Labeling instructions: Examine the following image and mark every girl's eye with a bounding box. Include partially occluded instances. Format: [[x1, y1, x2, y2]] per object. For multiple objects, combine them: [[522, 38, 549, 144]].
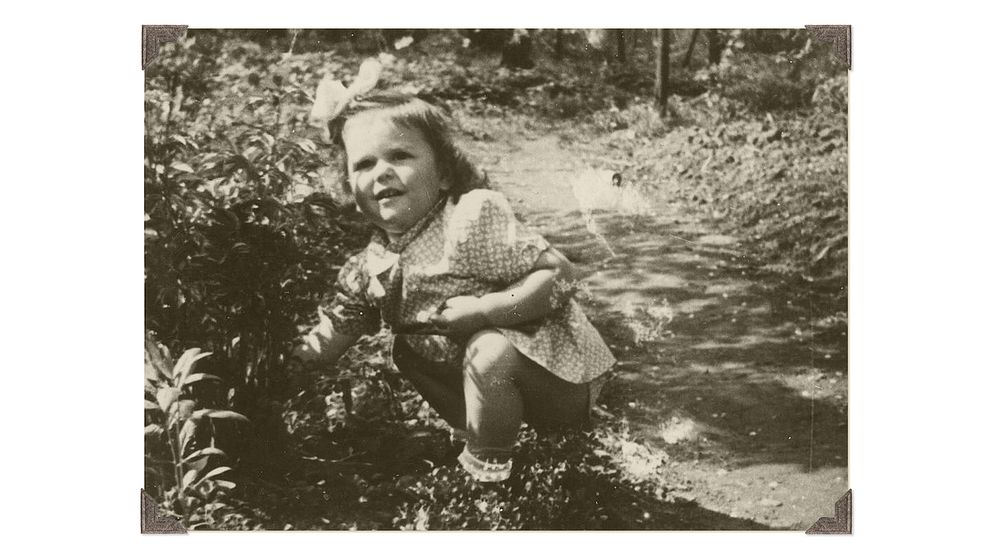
[[353, 158, 374, 172], [392, 151, 412, 161]]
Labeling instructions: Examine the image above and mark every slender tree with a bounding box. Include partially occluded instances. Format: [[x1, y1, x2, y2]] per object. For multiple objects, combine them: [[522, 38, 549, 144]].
[[683, 29, 700, 67], [707, 29, 723, 65], [655, 29, 671, 115]]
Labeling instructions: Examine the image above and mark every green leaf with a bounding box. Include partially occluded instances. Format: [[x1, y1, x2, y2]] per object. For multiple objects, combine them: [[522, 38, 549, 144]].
[[156, 387, 181, 413], [174, 349, 213, 386], [181, 447, 227, 464], [193, 409, 250, 423], [144, 336, 174, 381], [199, 466, 232, 482], [294, 138, 317, 154], [170, 162, 195, 174], [144, 399, 160, 411], [144, 424, 164, 437], [181, 373, 223, 387], [212, 480, 237, 490], [170, 400, 196, 430], [182, 469, 199, 488], [178, 418, 199, 455]]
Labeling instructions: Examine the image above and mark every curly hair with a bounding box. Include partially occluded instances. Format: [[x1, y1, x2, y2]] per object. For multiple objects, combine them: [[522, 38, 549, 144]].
[[328, 93, 489, 203]]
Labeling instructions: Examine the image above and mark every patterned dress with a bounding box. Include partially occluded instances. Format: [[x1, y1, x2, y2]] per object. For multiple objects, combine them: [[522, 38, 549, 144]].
[[325, 189, 615, 385]]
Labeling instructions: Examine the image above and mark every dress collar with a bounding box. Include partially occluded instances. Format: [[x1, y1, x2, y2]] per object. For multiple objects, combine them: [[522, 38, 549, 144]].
[[370, 197, 448, 255]]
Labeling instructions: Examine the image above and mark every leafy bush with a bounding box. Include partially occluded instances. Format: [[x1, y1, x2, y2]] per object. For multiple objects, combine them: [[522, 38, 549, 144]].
[[145, 34, 371, 414], [144, 34, 378, 529], [144, 337, 251, 526]]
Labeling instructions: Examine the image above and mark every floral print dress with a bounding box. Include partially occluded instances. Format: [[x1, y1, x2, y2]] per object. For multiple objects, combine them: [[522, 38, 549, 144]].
[[325, 189, 615, 385]]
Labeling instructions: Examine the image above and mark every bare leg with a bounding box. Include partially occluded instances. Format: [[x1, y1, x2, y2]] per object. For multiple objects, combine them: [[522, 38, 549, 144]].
[[396, 332, 592, 479], [462, 329, 525, 461]]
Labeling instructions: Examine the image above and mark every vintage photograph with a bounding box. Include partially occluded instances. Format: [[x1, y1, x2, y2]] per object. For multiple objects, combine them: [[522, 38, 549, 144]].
[[143, 28, 849, 531]]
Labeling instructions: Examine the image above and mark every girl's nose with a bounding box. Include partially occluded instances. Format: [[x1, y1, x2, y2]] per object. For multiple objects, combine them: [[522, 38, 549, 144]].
[[373, 162, 397, 183]]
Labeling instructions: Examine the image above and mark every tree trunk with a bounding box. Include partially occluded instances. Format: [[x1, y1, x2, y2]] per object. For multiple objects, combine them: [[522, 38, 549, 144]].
[[501, 29, 535, 69], [655, 29, 671, 115], [707, 29, 723, 65], [683, 29, 699, 67], [661, 29, 671, 115]]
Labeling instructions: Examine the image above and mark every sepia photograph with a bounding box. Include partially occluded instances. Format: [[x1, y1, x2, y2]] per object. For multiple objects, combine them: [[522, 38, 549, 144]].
[[142, 27, 849, 531]]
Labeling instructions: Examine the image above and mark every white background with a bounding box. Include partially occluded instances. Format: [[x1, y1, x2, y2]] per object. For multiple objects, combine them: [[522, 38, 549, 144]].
[[3, 1, 990, 555]]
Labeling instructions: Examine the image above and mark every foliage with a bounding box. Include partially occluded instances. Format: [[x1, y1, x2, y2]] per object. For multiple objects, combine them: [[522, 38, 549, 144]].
[[144, 336, 252, 527], [393, 427, 673, 530], [145, 35, 371, 414], [689, 29, 843, 112], [577, 81, 847, 280]]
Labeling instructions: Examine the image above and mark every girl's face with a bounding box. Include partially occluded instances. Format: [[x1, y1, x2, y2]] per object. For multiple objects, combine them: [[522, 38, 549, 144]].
[[343, 115, 447, 239]]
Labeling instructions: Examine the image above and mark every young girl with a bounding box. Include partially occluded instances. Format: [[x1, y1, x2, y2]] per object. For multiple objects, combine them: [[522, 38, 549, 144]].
[[295, 92, 615, 482]]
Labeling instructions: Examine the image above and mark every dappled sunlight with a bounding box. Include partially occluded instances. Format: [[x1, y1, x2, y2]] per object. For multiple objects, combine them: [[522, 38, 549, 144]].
[[703, 280, 750, 295], [689, 335, 790, 351], [493, 152, 852, 475], [674, 297, 722, 314], [686, 361, 758, 374], [607, 367, 847, 470], [590, 268, 688, 291], [695, 234, 739, 247]]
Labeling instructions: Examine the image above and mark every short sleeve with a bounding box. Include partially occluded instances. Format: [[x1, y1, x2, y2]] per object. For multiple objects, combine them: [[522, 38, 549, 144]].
[[320, 252, 381, 336], [449, 190, 550, 284]]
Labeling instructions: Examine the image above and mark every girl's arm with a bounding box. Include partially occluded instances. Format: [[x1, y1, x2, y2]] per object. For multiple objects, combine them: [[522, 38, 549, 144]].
[[431, 247, 576, 335], [480, 246, 575, 325], [293, 308, 360, 364]]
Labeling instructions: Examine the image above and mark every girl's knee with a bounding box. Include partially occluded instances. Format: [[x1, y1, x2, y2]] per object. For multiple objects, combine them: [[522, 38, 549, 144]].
[[464, 329, 513, 361], [463, 329, 519, 383]]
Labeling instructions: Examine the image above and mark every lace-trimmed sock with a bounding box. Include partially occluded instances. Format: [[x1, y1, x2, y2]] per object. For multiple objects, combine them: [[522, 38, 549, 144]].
[[457, 447, 513, 483]]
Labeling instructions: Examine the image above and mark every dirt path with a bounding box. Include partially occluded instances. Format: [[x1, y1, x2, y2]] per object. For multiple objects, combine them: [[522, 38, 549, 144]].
[[468, 135, 849, 530]]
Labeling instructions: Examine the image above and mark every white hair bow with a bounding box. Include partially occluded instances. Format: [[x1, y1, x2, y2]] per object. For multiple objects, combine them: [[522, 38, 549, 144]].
[[309, 58, 383, 142]]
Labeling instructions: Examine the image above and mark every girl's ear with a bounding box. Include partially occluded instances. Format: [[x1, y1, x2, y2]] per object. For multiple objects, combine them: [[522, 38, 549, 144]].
[[437, 160, 453, 192]]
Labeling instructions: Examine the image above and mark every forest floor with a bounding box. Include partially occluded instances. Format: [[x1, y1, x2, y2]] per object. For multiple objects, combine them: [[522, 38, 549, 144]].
[[465, 127, 848, 530]]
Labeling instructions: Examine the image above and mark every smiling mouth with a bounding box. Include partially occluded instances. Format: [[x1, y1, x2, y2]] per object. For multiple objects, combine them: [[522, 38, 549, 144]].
[[373, 188, 404, 202]]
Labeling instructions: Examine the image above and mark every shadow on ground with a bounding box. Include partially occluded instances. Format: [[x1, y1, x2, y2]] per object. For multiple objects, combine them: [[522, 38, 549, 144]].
[[524, 204, 848, 472], [479, 135, 848, 529]]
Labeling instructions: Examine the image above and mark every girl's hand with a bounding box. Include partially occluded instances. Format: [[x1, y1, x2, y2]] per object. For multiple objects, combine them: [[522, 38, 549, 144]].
[[429, 296, 491, 338]]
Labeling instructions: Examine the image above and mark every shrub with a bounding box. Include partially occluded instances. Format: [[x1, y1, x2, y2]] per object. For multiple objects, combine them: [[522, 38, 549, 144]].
[[145, 34, 371, 415], [144, 337, 251, 526], [144, 35, 377, 530]]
